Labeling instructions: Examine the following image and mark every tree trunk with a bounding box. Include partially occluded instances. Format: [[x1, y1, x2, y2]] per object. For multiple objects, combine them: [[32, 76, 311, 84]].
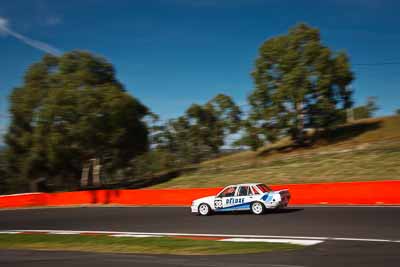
[[80, 158, 102, 187], [92, 158, 101, 187], [296, 102, 305, 145], [80, 162, 90, 187]]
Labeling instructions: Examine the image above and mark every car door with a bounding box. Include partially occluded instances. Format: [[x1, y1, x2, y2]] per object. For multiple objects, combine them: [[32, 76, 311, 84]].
[[221, 186, 251, 210], [234, 185, 254, 210], [221, 186, 240, 209], [213, 186, 237, 210]]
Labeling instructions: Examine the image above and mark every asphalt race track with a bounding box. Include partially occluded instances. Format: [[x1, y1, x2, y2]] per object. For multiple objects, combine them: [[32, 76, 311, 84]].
[[0, 206, 399, 239], [1, 206, 400, 266]]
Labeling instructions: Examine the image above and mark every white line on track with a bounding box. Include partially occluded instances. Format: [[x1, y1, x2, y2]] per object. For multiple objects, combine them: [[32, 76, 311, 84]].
[[110, 234, 163, 238], [220, 238, 324, 246], [4, 230, 400, 243]]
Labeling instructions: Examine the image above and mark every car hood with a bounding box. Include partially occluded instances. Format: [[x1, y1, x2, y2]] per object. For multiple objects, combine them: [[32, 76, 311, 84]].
[[192, 196, 215, 204]]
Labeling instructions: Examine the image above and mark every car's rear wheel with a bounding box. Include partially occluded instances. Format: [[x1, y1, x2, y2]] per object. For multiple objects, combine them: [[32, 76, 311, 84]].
[[198, 203, 211, 216], [251, 202, 265, 215]]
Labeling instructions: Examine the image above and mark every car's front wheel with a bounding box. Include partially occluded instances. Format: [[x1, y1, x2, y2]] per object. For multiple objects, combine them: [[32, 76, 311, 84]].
[[251, 202, 265, 215], [198, 203, 211, 216]]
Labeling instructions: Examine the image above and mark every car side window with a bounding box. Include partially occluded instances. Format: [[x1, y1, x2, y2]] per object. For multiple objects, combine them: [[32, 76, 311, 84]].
[[218, 186, 237, 198], [251, 186, 260, 195], [257, 184, 271, 193], [237, 186, 252, 196]]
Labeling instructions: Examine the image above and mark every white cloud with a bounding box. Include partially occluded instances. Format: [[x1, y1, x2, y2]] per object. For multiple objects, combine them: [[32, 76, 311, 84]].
[[0, 17, 8, 36], [0, 16, 61, 55]]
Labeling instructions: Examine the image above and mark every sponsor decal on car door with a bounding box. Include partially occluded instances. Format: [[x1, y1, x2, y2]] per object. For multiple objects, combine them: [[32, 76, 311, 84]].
[[221, 186, 253, 210], [214, 186, 237, 210]]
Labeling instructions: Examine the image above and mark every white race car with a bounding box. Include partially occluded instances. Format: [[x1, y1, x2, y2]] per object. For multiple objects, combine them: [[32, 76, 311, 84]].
[[191, 183, 291, 216]]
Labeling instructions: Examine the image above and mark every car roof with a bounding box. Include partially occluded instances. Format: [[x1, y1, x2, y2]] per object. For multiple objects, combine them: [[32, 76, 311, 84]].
[[225, 183, 263, 187]]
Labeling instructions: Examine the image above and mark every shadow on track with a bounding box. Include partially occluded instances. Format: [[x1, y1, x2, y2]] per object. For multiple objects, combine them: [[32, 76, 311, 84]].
[[267, 208, 304, 214], [210, 208, 304, 216]]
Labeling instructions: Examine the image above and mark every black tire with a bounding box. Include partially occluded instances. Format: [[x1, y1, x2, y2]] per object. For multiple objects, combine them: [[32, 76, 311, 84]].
[[251, 202, 265, 215], [198, 203, 211, 216]]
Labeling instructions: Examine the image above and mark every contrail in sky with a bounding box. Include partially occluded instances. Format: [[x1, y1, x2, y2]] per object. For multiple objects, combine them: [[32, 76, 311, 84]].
[[0, 17, 61, 55]]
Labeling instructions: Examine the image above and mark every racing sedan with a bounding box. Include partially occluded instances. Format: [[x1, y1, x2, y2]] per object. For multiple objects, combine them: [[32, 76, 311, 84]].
[[191, 183, 291, 216]]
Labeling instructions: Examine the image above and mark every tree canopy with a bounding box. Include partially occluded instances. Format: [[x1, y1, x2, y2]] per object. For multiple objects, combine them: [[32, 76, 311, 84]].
[[246, 23, 354, 148], [1, 23, 361, 193], [352, 97, 378, 120], [153, 94, 241, 163], [5, 51, 149, 191]]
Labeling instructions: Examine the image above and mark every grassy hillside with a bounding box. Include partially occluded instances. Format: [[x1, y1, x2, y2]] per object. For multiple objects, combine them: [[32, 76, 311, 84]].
[[152, 115, 400, 188]]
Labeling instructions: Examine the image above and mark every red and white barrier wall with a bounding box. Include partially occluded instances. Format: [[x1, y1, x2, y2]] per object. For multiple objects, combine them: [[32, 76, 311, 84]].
[[1, 180, 399, 209]]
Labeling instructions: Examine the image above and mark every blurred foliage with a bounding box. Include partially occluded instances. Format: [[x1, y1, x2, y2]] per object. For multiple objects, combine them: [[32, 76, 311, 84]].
[[1, 24, 374, 193], [244, 23, 354, 149], [129, 150, 178, 178], [232, 121, 264, 151], [152, 94, 241, 164], [4, 51, 149, 192], [0, 150, 7, 194], [352, 97, 378, 120], [395, 109, 400, 115]]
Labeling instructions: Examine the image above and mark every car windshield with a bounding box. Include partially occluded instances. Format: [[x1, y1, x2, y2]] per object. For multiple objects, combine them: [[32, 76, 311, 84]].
[[256, 184, 272, 193], [218, 186, 237, 197]]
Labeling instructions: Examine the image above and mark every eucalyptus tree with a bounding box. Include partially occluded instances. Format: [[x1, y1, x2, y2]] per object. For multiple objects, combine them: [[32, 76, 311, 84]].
[[248, 23, 354, 147], [5, 51, 149, 191]]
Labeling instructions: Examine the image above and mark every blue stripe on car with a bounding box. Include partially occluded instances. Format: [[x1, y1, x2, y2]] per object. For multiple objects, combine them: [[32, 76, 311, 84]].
[[262, 193, 272, 201], [215, 202, 251, 212]]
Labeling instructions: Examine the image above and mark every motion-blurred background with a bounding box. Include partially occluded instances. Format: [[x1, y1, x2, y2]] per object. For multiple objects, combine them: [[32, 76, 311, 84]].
[[0, 0, 399, 194]]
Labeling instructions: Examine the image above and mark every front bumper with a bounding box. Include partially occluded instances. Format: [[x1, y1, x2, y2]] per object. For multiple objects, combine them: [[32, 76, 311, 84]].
[[191, 205, 198, 213]]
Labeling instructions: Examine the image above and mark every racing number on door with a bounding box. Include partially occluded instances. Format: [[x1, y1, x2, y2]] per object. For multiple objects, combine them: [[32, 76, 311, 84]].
[[214, 199, 223, 209]]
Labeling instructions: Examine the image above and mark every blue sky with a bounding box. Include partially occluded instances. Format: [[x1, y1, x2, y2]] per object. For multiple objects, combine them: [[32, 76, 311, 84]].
[[1, 0, 400, 139]]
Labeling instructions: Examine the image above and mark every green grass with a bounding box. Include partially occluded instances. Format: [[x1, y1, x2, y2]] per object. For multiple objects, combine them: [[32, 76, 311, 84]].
[[151, 116, 400, 188], [0, 234, 301, 255]]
